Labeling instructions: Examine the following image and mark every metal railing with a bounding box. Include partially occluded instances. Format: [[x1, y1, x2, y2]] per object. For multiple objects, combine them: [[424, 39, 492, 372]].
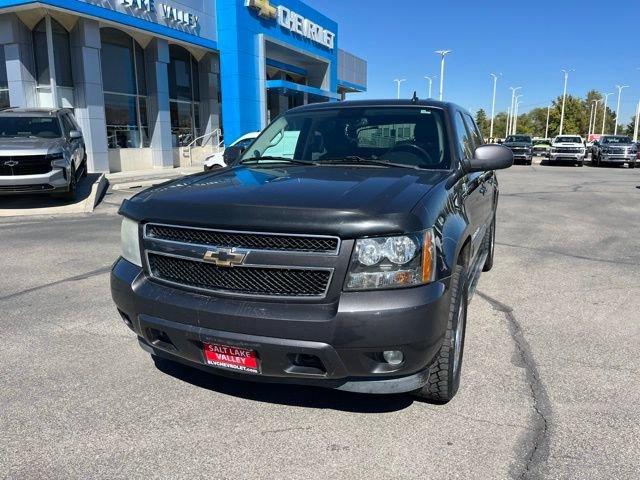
[[180, 129, 223, 165]]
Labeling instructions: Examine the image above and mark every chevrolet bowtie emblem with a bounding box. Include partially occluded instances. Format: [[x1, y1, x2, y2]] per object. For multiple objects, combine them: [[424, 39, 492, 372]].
[[3, 160, 18, 167], [246, 0, 277, 19], [203, 248, 247, 267]]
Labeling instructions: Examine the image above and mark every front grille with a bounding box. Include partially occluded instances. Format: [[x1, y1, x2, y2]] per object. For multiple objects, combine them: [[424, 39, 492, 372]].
[[145, 224, 339, 253], [0, 155, 52, 176], [148, 253, 332, 297], [556, 147, 581, 153]]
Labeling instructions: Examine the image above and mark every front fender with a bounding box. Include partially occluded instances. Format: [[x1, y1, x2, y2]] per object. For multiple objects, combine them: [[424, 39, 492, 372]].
[[440, 213, 473, 278]]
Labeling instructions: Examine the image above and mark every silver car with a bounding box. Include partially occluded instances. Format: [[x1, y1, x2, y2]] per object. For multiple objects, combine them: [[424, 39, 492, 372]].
[[0, 108, 86, 199]]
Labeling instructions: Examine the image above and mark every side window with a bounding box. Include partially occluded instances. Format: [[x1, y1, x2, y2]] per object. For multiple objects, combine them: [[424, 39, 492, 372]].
[[454, 112, 473, 160], [463, 114, 483, 149], [61, 114, 75, 137]]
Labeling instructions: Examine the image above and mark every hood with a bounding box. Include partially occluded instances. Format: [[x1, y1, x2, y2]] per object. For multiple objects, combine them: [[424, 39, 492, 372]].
[[121, 165, 450, 238], [552, 142, 583, 147], [0, 137, 65, 155]]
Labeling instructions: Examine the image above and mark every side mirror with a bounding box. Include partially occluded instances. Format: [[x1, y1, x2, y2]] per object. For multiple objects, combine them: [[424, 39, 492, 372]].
[[69, 130, 82, 139], [467, 144, 513, 172], [223, 145, 243, 166]]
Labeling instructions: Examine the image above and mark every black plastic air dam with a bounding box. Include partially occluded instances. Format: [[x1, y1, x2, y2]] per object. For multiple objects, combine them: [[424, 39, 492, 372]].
[[111, 257, 451, 393]]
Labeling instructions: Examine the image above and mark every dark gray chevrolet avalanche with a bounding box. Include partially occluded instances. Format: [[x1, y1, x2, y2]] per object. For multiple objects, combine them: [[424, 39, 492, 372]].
[[110, 100, 513, 403]]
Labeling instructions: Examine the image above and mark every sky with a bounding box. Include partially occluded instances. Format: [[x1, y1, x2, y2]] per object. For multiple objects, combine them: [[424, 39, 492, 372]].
[[304, 0, 640, 123]]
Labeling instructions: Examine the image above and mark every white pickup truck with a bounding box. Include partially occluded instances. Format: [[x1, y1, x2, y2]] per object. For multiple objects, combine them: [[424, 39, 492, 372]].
[[549, 135, 586, 167]]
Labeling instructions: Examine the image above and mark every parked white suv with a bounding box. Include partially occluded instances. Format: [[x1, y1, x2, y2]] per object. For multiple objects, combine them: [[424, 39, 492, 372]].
[[549, 135, 586, 167], [204, 131, 260, 171]]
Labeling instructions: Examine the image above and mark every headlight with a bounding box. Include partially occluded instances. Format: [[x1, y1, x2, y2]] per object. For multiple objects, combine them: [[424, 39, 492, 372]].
[[345, 230, 436, 291], [121, 217, 142, 267], [47, 152, 67, 168]]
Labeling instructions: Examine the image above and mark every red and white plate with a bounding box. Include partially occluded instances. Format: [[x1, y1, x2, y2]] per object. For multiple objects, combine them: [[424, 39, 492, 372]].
[[203, 343, 259, 374]]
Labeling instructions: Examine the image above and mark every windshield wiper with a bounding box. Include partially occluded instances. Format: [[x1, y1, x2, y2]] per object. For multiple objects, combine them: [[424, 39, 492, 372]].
[[322, 156, 423, 170], [240, 156, 319, 166]]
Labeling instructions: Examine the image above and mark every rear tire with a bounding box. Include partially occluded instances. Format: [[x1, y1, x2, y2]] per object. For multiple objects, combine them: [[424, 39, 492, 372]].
[[412, 264, 468, 403]]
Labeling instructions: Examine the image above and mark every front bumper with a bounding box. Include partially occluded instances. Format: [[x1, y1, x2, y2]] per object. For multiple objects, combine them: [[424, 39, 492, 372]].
[[110, 257, 453, 394], [600, 154, 636, 164], [0, 168, 69, 195], [510, 150, 532, 160], [550, 152, 585, 161]]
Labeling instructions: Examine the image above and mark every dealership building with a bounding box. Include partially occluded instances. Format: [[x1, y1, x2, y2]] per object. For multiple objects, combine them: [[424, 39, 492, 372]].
[[0, 0, 367, 172]]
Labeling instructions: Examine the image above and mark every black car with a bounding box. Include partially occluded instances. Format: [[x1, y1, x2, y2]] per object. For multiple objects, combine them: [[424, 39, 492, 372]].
[[591, 135, 637, 168], [503, 134, 533, 165], [110, 100, 513, 403]]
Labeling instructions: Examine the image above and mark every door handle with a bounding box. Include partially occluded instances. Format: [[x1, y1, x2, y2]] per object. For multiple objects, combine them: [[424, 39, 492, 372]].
[[479, 185, 487, 195]]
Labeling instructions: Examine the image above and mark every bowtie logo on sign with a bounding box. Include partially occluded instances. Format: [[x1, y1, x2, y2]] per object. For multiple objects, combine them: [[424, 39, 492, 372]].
[[246, 0, 277, 19], [245, 0, 335, 50]]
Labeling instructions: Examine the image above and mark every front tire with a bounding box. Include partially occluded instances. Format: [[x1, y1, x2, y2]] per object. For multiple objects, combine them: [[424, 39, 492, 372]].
[[413, 264, 468, 403], [629, 162, 636, 169], [53, 166, 78, 201]]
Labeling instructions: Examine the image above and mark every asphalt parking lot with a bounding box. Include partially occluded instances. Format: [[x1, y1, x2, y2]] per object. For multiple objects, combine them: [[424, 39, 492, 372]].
[[2, 159, 639, 479]]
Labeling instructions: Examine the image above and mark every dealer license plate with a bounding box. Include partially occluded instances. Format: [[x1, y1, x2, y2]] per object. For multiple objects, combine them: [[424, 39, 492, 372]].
[[203, 343, 259, 373]]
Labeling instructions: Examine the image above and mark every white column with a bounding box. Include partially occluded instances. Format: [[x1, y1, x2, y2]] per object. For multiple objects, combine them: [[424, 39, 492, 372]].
[[0, 13, 36, 108], [70, 18, 109, 172]]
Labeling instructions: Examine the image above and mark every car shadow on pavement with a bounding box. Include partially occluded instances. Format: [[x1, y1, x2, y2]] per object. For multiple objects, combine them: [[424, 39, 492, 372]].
[[153, 356, 415, 413]]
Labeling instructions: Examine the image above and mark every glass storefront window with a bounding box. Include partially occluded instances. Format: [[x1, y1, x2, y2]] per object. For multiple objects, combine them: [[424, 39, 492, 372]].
[[101, 28, 149, 148], [32, 18, 74, 107], [169, 45, 201, 147]]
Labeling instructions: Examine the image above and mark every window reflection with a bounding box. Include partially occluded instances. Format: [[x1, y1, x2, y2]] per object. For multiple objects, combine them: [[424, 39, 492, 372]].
[[100, 28, 149, 149], [169, 44, 200, 147]]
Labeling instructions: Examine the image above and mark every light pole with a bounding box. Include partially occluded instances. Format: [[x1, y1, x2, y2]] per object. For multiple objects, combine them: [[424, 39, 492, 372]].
[[601, 92, 614, 134], [614, 85, 629, 135], [633, 100, 640, 143], [489, 73, 500, 140], [559, 69, 573, 135], [508, 86, 521, 136], [588, 99, 600, 140], [424, 75, 436, 99], [513, 95, 523, 134], [544, 104, 551, 139], [393, 78, 406, 100], [435, 50, 452, 101], [505, 106, 511, 138]]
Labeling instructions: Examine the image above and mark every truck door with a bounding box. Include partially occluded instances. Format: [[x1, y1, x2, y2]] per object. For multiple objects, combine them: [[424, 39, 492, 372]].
[[453, 111, 487, 265], [463, 113, 494, 228]]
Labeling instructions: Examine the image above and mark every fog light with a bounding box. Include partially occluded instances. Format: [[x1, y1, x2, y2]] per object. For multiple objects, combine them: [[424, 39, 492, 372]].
[[382, 350, 404, 365]]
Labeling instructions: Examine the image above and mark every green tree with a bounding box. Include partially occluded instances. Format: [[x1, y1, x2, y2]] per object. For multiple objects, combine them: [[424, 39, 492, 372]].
[[623, 116, 637, 138], [475, 108, 489, 138], [494, 90, 618, 139]]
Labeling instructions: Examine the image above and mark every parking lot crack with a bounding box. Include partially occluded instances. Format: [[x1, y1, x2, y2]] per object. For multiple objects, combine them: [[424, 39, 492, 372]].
[[476, 291, 552, 480], [0, 266, 112, 301]]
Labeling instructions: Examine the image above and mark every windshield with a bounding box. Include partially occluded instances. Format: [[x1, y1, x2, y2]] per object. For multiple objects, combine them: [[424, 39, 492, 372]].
[[241, 107, 451, 169], [0, 116, 62, 139], [555, 136, 582, 143], [602, 136, 632, 144], [505, 135, 531, 143], [533, 140, 550, 146]]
